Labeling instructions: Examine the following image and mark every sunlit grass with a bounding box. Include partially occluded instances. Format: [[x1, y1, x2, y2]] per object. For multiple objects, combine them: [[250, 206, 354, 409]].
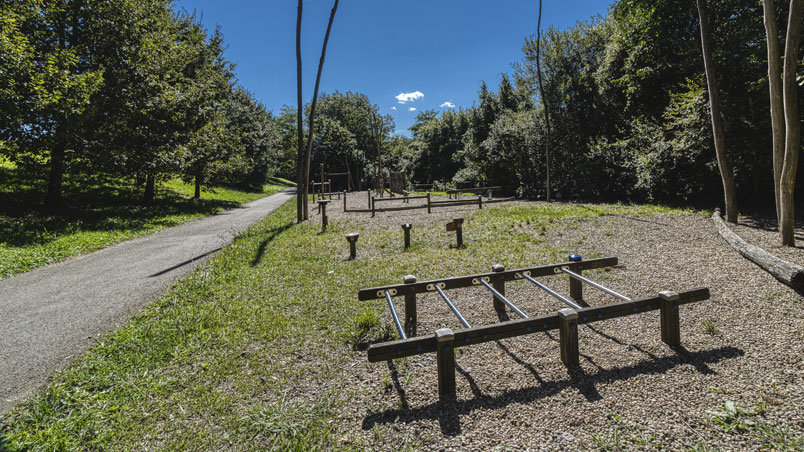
[[0, 167, 292, 279]]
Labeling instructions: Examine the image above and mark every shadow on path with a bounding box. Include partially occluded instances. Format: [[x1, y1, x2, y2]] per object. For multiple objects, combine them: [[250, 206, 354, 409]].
[[149, 248, 222, 277]]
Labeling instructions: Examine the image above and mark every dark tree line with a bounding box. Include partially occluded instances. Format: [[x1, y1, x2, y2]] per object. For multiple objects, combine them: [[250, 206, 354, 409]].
[[392, 0, 803, 223], [0, 0, 285, 207]]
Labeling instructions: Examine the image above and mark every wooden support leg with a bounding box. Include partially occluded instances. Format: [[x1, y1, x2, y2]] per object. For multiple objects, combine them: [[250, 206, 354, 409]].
[[659, 290, 680, 346], [569, 269, 588, 307], [491, 264, 505, 312], [435, 328, 456, 398], [558, 308, 579, 365], [404, 275, 417, 336]]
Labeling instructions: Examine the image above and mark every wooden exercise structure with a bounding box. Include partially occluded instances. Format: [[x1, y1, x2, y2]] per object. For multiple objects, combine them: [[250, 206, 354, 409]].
[[446, 185, 502, 200], [358, 256, 710, 398]]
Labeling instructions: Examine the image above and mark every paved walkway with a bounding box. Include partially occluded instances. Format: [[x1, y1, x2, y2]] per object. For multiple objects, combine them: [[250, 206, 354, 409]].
[[0, 189, 296, 414]]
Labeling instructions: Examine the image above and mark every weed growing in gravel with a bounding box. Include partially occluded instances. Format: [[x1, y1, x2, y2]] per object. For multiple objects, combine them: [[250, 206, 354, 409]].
[[756, 424, 804, 451], [686, 441, 718, 452], [592, 414, 663, 451], [707, 401, 756, 432], [702, 320, 718, 335]]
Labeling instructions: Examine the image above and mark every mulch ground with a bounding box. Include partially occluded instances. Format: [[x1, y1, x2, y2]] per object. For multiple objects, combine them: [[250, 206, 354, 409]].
[[317, 193, 804, 451]]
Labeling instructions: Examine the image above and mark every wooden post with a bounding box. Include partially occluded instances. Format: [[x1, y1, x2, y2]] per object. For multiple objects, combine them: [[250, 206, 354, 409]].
[[659, 290, 680, 346], [345, 233, 359, 259], [371, 195, 376, 218], [435, 328, 456, 398], [402, 223, 412, 249], [427, 192, 431, 214], [478, 195, 483, 209], [492, 264, 505, 312], [318, 200, 330, 232], [347, 171, 351, 192], [558, 308, 579, 365], [343, 191, 347, 212], [404, 275, 417, 336], [320, 163, 325, 194], [454, 218, 464, 248], [366, 190, 371, 208], [328, 179, 332, 200]]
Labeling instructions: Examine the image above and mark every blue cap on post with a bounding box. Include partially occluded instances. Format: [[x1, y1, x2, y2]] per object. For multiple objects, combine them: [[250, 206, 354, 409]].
[[568, 254, 582, 262]]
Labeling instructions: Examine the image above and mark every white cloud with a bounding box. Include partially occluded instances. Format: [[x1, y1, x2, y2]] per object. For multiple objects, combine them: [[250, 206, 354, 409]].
[[440, 101, 456, 108], [396, 91, 424, 103], [409, 107, 416, 111], [390, 106, 397, 110]]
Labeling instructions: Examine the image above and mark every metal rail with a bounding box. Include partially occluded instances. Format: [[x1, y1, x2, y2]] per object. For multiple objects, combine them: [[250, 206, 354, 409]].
[[559, 268, 631, 302], [385, 291, 407, 340], [434, 285, 471, 328], [519, 272, 583, 310], [478, 279, 528, 319]]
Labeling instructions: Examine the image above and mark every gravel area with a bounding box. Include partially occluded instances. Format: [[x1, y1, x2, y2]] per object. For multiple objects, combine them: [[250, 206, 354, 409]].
[[319, 194, 804, 451]]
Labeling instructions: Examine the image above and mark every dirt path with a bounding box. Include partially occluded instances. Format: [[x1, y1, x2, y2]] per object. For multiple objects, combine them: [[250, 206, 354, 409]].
[[0, 189, 296, 414]]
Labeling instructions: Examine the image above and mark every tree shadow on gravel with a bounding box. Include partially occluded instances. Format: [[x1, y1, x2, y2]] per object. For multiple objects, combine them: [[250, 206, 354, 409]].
[[362, 346, 744, 434]]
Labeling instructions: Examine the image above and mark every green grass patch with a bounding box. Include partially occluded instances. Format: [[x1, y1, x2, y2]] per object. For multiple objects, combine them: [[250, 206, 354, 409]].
[[0, 166, 292, 279], [1, 200, 694, 450]]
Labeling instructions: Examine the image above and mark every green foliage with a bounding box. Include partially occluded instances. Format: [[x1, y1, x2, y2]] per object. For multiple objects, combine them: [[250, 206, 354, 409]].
[[0, 165, 290, 278]]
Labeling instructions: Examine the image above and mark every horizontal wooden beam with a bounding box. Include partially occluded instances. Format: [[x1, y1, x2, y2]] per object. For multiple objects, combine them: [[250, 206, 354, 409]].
[[358, 257, 618, 300], [446, 186, 502, 193], [373, 195, 429, 203], [366, 287, 708, 362]]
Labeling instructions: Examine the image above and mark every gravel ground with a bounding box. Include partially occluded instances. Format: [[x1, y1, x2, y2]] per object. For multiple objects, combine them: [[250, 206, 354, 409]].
[[318, 194, 804, 451]]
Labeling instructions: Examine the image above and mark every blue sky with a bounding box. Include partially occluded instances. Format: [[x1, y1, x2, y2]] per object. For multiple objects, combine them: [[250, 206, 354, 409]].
[[173, 0, 613, 135]]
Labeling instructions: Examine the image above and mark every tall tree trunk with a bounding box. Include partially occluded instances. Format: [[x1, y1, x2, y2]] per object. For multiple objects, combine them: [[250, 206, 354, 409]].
[[44, 134, 65, 208], [295, 0, 305, 222], [536, 0, 551, 202], [763, 0, 785, 223], [779, 0, 803, 246], [696, 0, 739, 223], [143, 173, 155, 205], [194, 168, 202, 199], [303, 0, 339, 220]]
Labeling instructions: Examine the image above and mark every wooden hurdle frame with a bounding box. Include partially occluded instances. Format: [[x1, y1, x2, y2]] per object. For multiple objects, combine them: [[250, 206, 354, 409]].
[[358, 257, 710, 398], [342, 190, 515, 215]]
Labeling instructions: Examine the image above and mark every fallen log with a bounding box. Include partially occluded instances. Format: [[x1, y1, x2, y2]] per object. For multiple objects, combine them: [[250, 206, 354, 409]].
[[712, 208, 804, 291]]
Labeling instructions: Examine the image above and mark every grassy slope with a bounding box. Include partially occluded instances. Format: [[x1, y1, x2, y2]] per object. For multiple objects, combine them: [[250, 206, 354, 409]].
[[0, 201, 701, 451], [0, 165, 292, 279]]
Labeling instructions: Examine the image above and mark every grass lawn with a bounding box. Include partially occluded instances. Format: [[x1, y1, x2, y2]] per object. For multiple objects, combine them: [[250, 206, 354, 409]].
[[0, 199, 701, 451], [0, 163, 293, 279]]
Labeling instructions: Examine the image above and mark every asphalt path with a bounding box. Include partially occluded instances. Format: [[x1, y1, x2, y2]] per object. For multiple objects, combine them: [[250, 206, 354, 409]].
[[0, 189, 296, 414]]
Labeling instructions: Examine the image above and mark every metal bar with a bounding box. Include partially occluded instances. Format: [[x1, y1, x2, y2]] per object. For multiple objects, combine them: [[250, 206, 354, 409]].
[[385, 291, 407, 340], [358, 257, 618, 300], [519, 272, 583, 310], [479, 279, 528, 319], [559, 268, 631, 301], [434, 285, 471, 328]]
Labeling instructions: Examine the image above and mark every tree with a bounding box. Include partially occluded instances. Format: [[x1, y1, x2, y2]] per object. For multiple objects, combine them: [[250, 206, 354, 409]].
[[762, 0, 785, 222], [301, 0, 339, 219], [696, 0, 738, 222], [777, 0, 803, 245], [0, 0, 104, 208], [295, 0, 304, 222], [536, 0, 552, 201]]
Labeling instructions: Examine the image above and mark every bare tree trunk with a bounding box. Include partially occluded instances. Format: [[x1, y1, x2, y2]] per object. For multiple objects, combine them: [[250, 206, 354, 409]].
[[143, 173, 155, 205], [295, 0, 305, 222], [779, 0, 803, 246], [536, 0, 551, 202], [371, 110, 383, 194], [696, 0, 738, 223], [45, 134, 65, 208], [763, 0, 785, 223], [303, 0, 339, 220], [194, 167, 202, 199]]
